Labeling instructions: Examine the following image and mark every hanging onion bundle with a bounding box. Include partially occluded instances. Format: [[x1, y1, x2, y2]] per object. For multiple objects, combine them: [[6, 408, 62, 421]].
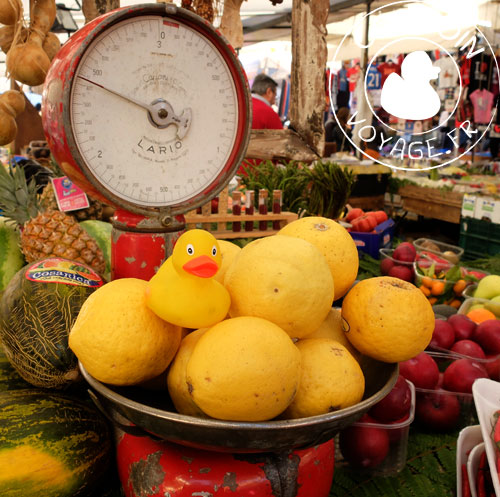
[[0, 24, 27, 53], [42, 31, 60, 61], [6, 0, 57, 86], [0, 89, 25, 145], [0, 0, 22, 26]]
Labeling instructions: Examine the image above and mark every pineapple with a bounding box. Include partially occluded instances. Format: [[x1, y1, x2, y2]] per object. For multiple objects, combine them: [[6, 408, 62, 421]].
[[39, 182, 104, 221], [39, 157, 105, 222], [0, 164, 106, 275]]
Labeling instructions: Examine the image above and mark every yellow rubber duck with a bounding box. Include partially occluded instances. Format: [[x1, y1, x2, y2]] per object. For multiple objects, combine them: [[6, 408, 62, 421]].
[[145, 229, 231, 329]]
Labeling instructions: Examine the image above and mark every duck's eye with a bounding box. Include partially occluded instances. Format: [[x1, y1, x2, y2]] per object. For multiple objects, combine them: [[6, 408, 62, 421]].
[[212, 245, 217, 257], [186, 244, 194, 256]]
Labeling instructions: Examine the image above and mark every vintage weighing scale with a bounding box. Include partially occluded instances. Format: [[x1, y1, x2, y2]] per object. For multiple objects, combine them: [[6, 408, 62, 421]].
[[42, 2, 251, 280], [42, 4, 397, 495]]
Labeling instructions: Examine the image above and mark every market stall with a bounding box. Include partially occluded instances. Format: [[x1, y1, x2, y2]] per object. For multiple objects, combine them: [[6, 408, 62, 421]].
[[0, 0, 499, 496]]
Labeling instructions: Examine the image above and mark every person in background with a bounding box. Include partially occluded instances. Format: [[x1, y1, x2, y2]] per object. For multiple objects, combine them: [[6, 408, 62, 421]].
[[250, 73, 283, 130], [325, 106, 353, 153], [237, 74, 284, 176]]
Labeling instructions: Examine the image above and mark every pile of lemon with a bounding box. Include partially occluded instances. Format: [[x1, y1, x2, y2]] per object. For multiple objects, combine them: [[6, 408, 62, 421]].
[[69, 217, 435, 422]]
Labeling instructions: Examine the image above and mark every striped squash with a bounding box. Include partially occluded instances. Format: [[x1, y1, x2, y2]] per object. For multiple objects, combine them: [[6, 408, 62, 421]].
[[0, 389, 112, 497], [0, 347, 30, 392]]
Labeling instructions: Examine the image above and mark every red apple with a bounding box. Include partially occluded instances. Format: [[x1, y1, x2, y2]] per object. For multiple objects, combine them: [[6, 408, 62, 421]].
[[339, 415, 390, 468], [399, 352, 440, 389], [430, 319, 455, 350], [380, 258, 395, 275], [450, 340, 486, 359], [473, 320, 500, 355], [385, 412, 411, 443], [447, 314, 476, 341], [368, 375, 411, 423], [392, 242, 417, 263], [436, 372, 444, 388], [415, 389, 461, 431], [485, 354, 500, 380], [442, 358, 488, 393], [388, 265, 414, 282]]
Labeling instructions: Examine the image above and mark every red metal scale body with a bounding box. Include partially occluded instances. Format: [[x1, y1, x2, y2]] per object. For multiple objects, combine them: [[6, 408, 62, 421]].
[[117, 431, 335, 497], [41, 4, 335, 495]]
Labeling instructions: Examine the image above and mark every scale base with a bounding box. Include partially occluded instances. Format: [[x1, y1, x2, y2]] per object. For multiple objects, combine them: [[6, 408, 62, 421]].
[[110, 209, 186, 281], [116, 429, 335, 497]]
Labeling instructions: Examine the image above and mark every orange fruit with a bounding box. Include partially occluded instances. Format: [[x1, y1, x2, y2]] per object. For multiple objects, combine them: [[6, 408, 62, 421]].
[[419, 285, 431, 297], [453, 279, 467, 295], [466, 308, 497, 324], [430, 280, 445, 296], [421, 276, 433, 288]]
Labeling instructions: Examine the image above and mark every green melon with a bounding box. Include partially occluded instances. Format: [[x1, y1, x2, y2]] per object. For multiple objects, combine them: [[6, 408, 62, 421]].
[[0, 346, 30, 392], [0, 388, 112, 497], [0, 258, 103, 389], [79, 220, 112, 280], [0, 217, 25, 292]]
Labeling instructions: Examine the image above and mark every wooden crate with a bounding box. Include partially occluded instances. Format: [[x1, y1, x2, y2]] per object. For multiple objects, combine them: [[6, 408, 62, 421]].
[[184, 187, 298, 239], [398, 185, 464, 224]]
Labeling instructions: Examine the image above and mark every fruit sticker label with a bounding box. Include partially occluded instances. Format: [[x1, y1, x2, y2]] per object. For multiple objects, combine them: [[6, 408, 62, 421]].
[[26, 258, 103, 287], [51, 176, 90, 212]]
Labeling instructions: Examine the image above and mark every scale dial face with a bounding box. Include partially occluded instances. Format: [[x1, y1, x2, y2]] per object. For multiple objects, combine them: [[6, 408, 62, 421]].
[[43, 5, 251, 216]]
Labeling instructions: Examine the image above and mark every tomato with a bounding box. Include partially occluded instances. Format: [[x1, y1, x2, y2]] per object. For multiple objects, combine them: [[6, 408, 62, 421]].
[[351, 215, 377, 232], [365, 211, 388, 225], [116, 432, 335, 497], [346, 208, 364, 222]]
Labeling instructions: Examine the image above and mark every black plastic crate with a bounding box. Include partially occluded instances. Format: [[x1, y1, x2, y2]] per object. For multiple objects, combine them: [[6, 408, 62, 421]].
[[350, 173, 389, 197], [459, 218, 500, 259]]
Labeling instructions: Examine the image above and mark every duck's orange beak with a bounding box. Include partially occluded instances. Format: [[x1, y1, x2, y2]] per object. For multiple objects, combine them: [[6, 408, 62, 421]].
[[182, 255, 219, 278]]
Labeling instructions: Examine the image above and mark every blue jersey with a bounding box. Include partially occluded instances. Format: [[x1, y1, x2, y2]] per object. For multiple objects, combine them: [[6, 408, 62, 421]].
[[338, 68, 348, 92], [366, 65, 382, 90]]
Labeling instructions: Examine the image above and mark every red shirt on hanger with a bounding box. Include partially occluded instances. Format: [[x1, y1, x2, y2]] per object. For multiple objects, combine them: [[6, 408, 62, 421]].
[[377, 61, 401, 85], [347, 65, 360, 92]]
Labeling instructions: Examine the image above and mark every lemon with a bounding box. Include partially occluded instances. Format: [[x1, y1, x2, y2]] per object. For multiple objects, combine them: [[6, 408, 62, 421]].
[[224, 235, 334, 338], [303, 308, 359, 357], [283, 338, 365, 419], [69, 278, 182, 386], [213, 240, 241, 285], [186, 316, 301, 421], [279, 216, 359, 300], [167, 328, 209, 417], [341, 277, 434, 363]]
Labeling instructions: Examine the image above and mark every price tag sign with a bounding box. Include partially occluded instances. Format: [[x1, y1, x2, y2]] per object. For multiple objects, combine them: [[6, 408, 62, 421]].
[[51, 176, 90, 212]]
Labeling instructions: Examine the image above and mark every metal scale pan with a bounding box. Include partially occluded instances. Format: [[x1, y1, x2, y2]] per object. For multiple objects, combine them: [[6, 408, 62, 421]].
[[80, 356, 398, 454]]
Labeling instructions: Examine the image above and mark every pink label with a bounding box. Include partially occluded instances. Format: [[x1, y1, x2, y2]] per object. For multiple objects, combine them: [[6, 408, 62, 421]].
[[51, 176, 90, 212]]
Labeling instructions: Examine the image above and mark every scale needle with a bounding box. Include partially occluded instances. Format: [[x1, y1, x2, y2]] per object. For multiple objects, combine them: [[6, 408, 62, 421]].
[[78, 76, 155, 113], [78, 75, 192, 138]]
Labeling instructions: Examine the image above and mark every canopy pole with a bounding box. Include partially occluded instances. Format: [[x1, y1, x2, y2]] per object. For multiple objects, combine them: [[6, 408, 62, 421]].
[[362, 0, 372, 70], [353, 0, 373, 159]]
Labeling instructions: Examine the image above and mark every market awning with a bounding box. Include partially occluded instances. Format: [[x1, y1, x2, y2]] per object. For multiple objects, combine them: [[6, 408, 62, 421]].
[[242, 0, 408, 45]]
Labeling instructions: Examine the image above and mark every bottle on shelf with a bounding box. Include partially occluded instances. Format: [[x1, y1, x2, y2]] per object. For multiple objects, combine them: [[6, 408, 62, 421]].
[[232, 191, 242, 232], [245, 190, 254, 232], [272, 190, 282, 230], [258, 189, 268, 231]]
